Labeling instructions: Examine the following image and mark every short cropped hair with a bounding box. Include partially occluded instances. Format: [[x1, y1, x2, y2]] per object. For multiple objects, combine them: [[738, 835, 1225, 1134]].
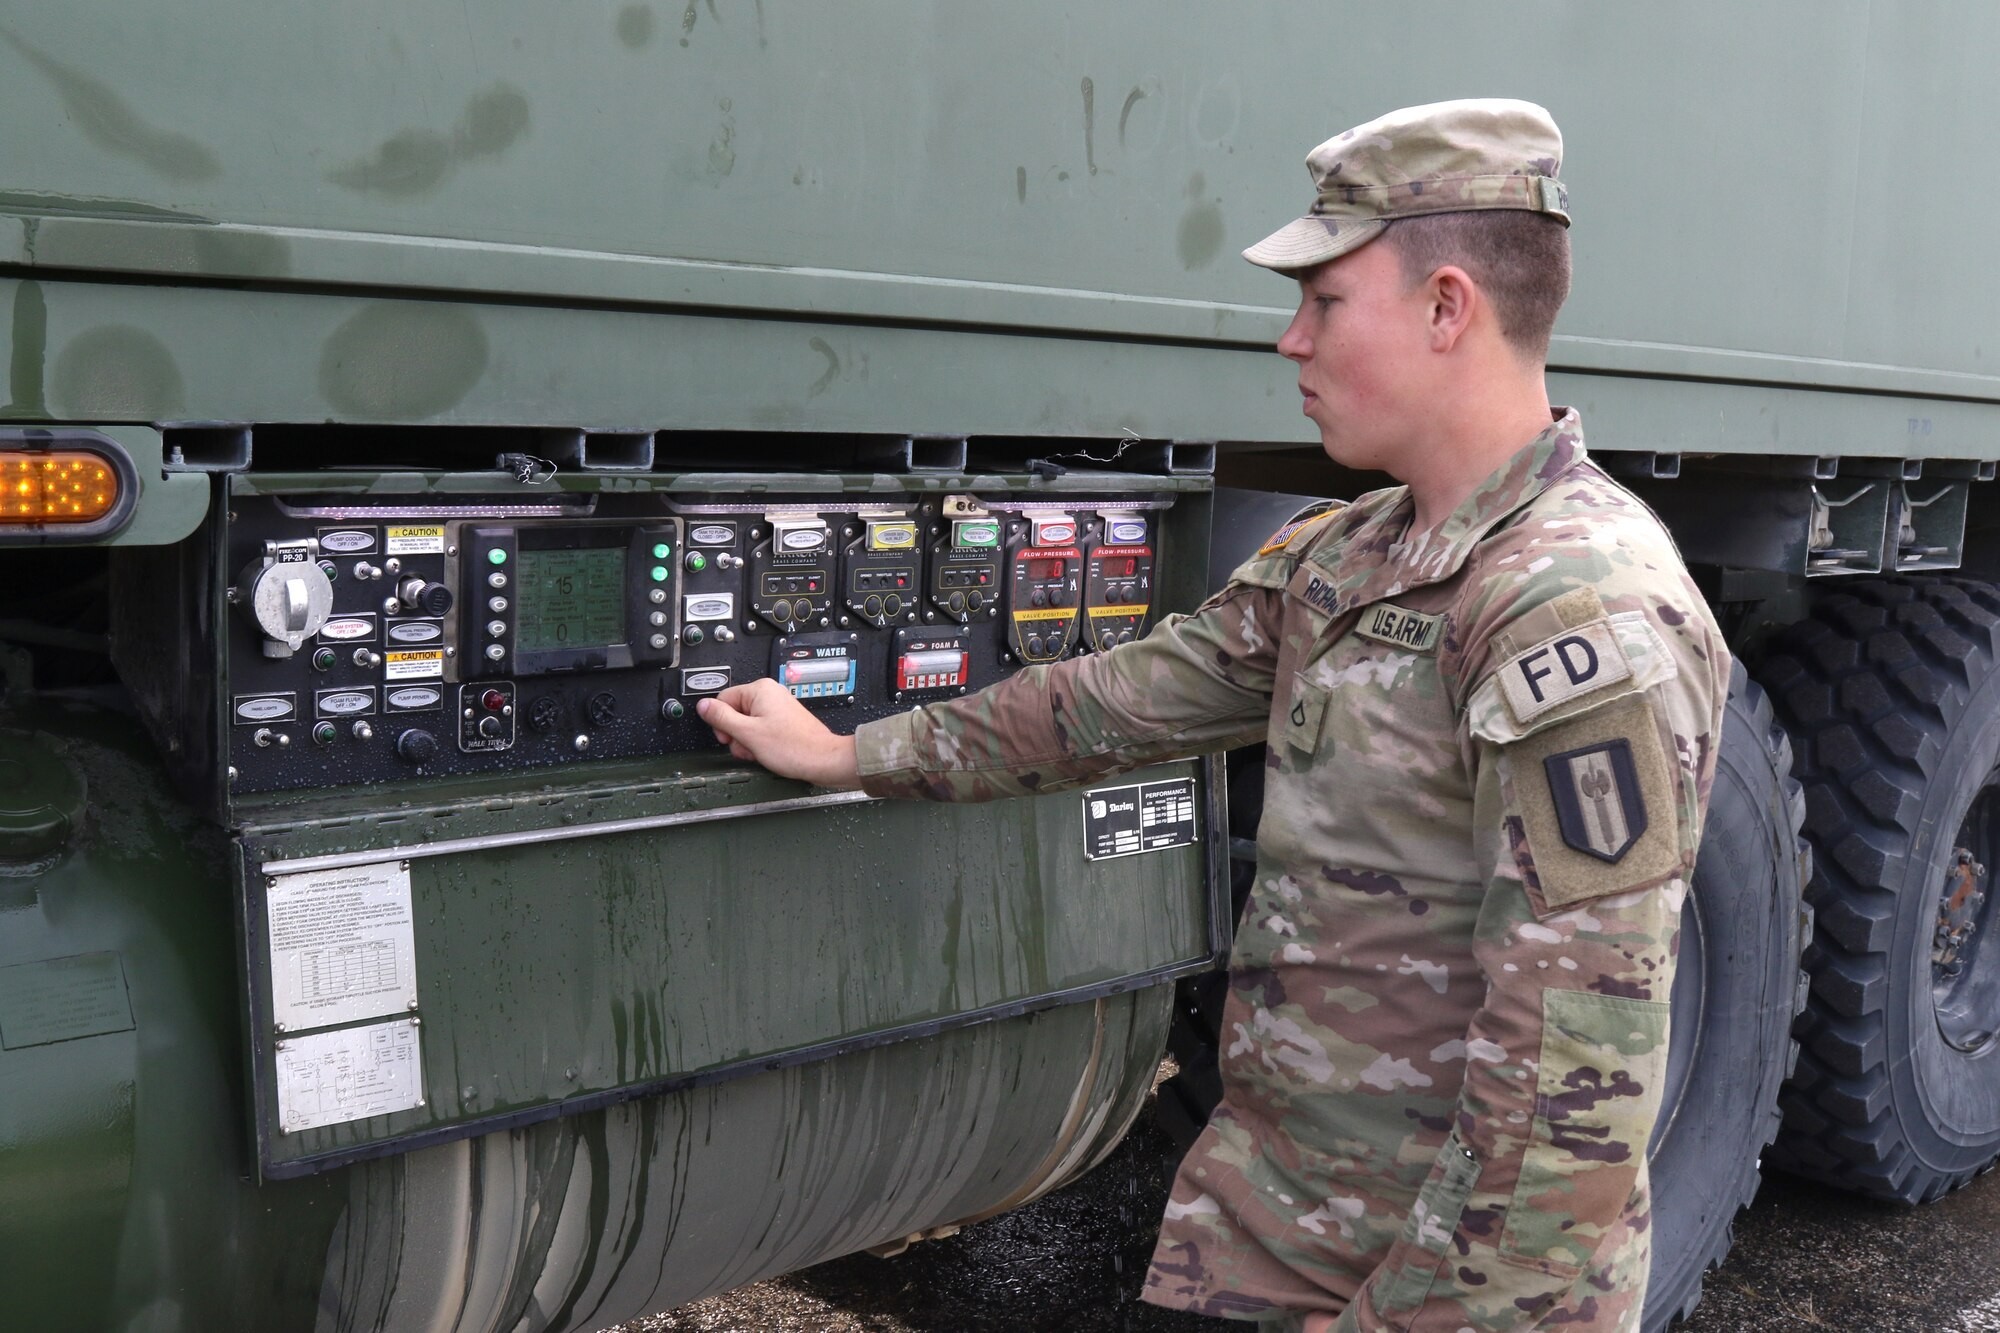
[[1382, 211, 1571, 360]]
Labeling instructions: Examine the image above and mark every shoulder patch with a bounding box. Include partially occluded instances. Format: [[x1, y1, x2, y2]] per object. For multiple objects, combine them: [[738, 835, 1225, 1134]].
[[1507, 694, 1681, 910], [1257, 501, 1344, 556], [1544, 739, 1647, 861], [1354, 602, 1443, 654], [1497, 620, 1630, 724]]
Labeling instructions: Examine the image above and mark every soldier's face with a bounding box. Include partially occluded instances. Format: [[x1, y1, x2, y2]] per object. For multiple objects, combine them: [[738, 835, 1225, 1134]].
[[1276, 243, 1434, 474]]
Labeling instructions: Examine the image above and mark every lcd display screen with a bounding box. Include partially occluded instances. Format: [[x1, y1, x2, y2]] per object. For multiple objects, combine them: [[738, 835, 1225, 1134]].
[[515, 547, 626, 652]]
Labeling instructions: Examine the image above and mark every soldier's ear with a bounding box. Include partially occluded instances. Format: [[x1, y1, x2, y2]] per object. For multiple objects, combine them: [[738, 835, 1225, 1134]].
[[1423, 264, 1477, 354]]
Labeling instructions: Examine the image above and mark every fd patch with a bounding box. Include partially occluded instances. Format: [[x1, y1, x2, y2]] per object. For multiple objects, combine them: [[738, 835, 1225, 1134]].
[[1543, 739, 1648, 862], [1497, 620, 1631, 724]]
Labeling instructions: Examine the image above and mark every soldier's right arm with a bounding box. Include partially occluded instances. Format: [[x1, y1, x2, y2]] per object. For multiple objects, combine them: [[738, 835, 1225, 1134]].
[[852, 546, 1299, 802]]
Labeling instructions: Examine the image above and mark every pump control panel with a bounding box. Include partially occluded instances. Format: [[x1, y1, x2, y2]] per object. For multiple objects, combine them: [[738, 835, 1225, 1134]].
[[1006, 513, 1084, 664], [217, 488, 1170, 795], [1084, 513, 1156, 651]]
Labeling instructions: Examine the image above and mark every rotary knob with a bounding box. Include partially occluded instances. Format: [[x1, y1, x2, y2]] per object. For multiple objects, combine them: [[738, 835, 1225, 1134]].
[[398, 578, 454, 617], [395, 728, 440, 765]]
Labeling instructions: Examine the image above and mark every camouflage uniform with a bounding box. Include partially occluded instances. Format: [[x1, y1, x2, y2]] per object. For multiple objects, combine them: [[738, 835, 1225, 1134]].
[[855, 411, 1729, 1329]]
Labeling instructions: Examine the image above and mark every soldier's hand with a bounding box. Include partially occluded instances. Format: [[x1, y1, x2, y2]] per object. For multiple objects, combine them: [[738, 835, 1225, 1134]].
[[696, 678, 862, 790]]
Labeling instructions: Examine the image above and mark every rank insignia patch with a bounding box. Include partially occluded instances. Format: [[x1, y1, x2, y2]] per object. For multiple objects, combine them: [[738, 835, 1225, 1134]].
[[1544, 739, 1648, 862]]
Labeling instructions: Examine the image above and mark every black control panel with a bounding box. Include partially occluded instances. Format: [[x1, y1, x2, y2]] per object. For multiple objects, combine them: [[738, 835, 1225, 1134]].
[[222, 492, 1167, 794]]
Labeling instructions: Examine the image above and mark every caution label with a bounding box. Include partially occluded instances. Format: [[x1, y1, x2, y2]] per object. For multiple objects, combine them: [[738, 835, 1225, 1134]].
[[384, 525, 446, 556], [383, 649, 444, 681]]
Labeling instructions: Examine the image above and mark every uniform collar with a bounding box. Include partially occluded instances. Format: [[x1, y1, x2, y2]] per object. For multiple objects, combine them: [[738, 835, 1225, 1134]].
[[1295, 408, 1588, 619]]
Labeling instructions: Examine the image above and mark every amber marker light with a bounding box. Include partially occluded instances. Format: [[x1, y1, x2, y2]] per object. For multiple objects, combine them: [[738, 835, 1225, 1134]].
[[0, 450, 122, 524]]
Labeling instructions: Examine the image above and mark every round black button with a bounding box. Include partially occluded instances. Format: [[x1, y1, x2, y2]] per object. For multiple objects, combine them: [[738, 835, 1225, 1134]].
[[395, 728, 439, 765]]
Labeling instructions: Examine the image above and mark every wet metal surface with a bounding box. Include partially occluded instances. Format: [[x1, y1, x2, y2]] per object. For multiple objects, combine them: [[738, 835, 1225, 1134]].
[[636, 1112, 2000, 1333]]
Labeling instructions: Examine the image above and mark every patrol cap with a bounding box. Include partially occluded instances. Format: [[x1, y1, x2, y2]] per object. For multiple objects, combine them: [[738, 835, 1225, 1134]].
[[1243, 98, 1570, 272]]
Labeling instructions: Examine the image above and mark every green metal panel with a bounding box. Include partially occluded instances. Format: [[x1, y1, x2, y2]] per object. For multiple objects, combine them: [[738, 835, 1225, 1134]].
[[236, 758, 1209, 1175], [3, 3, 1997, 405], [0, 696, 1179, 1328], [8, 277, 1997, 463]]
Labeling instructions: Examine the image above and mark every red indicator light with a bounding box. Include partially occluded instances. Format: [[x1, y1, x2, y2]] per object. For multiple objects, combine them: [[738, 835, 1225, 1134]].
[[481, 689, 507, 711]]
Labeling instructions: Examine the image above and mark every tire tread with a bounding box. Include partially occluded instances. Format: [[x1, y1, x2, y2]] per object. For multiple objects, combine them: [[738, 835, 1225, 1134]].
[[1760, 577, 2000, 1202]]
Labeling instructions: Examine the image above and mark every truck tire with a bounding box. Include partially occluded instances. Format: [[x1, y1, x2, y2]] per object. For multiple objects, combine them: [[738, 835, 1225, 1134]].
[[1758, 578, 2000, 1202], [1154, 669, 1807, 1333], [1642, 662, 1810, 1330]]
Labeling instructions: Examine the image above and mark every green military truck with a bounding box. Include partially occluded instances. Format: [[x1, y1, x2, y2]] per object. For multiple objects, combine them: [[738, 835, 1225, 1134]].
[[1, 5, 1994, 1330]]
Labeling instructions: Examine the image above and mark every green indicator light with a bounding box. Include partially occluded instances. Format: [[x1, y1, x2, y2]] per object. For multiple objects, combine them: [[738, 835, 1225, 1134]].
[[487, 548, 508, 566], [652, 543, 670, 559], [685, 551, 708, 573], [650, 565, 669, 582]]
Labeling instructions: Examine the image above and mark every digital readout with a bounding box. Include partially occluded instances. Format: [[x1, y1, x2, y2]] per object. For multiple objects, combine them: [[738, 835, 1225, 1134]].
[[515, 547, 626, 652]]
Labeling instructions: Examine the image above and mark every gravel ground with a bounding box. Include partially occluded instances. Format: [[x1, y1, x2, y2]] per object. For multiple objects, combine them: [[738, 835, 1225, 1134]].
[[628, 1107, 2000, 1333]]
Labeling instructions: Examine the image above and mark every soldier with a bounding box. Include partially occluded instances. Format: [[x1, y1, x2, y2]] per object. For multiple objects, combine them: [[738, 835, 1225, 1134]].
[[699, 99, 1728, 1332]]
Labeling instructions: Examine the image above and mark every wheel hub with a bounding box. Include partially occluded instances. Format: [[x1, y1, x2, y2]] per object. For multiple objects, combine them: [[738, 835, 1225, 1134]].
[[1933, 780, 1999, 1054]]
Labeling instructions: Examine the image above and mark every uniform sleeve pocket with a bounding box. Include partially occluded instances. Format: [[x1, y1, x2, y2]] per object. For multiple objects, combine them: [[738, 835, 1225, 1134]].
[[1373, 1127, 1483, 1317], [1280, 673, 1330, 757], [1500, 989, 1670, 1275]]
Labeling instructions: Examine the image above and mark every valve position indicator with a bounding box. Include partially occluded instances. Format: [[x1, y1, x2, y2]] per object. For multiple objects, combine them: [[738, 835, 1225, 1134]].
[[1084, 541, 1155, 652], [1006, 539, 1083, 664]]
